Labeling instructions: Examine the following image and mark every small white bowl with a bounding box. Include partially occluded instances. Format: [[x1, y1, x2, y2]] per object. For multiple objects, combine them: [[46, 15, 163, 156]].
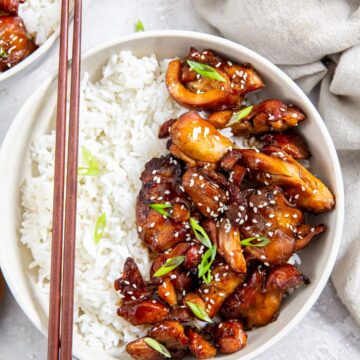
[[0, 31, 344, 359]]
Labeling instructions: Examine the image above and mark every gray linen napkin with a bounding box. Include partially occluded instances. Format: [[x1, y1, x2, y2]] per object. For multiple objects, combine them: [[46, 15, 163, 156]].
[[194, 0, 360, 325]]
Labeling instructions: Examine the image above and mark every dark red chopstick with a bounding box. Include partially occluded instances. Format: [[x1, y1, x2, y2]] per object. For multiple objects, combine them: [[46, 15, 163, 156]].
[[59, 0, 83, 358], [47, 0, 70, 358], [47, 0, 83, 359]]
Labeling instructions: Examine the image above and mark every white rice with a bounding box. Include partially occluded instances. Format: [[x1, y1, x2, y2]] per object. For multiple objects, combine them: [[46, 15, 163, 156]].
[[19, 0, 65, 45], [20, 51, 185, 351]]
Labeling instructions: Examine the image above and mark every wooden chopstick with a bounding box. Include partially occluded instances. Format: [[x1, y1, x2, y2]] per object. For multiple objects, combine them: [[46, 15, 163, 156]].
[[47, 0, 83, 359], [47, 0, 70, 357], [60, 0, 83, 358]]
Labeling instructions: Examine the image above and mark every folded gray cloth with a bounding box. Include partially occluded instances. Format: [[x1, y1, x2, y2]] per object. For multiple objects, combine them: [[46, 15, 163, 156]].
[[194, 0, 360, 325]]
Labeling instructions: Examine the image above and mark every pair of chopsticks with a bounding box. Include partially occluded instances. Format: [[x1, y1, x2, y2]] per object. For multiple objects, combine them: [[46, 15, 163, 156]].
[[47, 0, 82, 359]]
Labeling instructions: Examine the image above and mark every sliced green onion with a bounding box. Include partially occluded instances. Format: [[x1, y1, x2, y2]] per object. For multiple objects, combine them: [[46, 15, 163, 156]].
[[189, 217, 212, 248], [187, 60, 225, 82], [240, 236, 270, 248], [94, 213, 107, 244], [0, 47, 7, 59], [78, 167, 102, 176], [78, 146, 102, 176], [198, 245, 216, 284], [186, 301, 212, 323], [149, 203, 172, 217], [226, 105, 253, 127], [153, 256, 185, 277], [143, 338, 171, 358], [134, 20, 145, 32]]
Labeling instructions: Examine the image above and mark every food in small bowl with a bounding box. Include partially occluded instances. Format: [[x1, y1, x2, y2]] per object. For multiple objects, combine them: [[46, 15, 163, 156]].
[[0, 0, 66, 78], [0, 31, 343, 360]]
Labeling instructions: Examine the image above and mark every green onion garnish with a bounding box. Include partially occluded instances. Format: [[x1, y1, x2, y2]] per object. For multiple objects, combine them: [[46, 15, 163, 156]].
[[186, 301, 212, 323], [149, 203, 172, 217], [198, 245, 217, 284], [143, 338, 171, 358], [134, 20, 145, 32], [189, 217, 212, 248], [240, 236, 270, 248], [0, 47, 7, 59], [78, 146, 102, 176], [226, 105, 253, 127], [187, 60, 225, 82], [153, 256, 185, 277], [94, 213, 107, 244]]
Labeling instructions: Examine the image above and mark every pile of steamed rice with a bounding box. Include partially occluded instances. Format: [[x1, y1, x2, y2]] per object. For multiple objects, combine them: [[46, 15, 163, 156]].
[[20, 51, 186, 351], [20, 50, 301, 352], [19, 0, 65, 45]]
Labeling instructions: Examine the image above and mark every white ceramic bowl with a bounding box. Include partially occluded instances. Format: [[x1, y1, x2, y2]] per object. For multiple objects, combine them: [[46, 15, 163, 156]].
[[0, 30, 344, 359]]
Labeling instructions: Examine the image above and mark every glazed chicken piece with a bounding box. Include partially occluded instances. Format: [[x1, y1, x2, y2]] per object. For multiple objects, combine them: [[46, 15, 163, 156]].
[[224, 148, 335, 213], [158, 278, 177, 306], [183, 242, 204, 271], [126, 338, 166, 360], [182, 167, 229, 218], [166, 305, 193, 323], [259, 131, 311, 160], [207, 99, 305, 135], [215, 320, 248, 353], [0, 0, 24, 15], [0, 16, 37, 72], [221, 264, 309, 329], [166, 48, 264, 111], [204, 218, 246, 273], [115, 258, 170, 325], [149, 321, 189, 355], [150, 242, 199, 291], [136, 155, 191, 252], [239, 185, 325, 265], [187, 329, 217, 359], [168, 111, 233, 166], [185, 263, 245, 318], [118, 298, 170, 326], [166, 305, 193, 322], [114, 257, 149, 302]]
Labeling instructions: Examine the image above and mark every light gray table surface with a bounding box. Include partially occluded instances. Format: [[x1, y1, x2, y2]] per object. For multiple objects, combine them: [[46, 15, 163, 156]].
[[0, 1, 359, 359]]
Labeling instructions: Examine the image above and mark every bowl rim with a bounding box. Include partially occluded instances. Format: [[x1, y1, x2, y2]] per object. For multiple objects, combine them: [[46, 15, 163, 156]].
[[0, 30, 345, 359]]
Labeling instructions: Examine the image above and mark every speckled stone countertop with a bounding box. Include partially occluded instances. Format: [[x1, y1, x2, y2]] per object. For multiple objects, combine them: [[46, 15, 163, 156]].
[[0, 1, 359, 359]]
